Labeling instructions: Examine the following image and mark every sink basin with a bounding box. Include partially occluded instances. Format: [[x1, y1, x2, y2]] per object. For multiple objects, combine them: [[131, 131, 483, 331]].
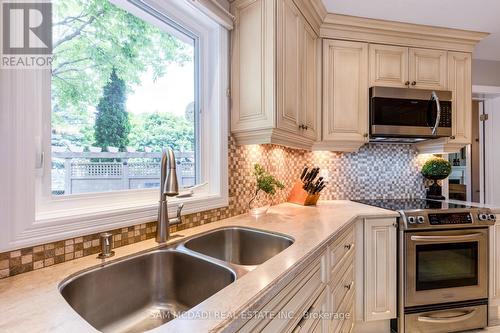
[[60, 250, 235, 333], [183, 227, 294, 266]]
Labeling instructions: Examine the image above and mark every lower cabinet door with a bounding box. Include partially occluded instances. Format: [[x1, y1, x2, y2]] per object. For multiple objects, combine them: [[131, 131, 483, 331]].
[[363, 218, 397, 321]]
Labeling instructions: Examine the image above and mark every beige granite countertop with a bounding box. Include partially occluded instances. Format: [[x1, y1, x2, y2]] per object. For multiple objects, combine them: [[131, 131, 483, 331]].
[[0, 200, 398, 333]]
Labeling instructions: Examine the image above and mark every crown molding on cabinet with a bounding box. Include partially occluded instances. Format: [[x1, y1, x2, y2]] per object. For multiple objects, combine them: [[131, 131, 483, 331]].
[[320, 13, 489, 53], [291, 0, 327, 34]]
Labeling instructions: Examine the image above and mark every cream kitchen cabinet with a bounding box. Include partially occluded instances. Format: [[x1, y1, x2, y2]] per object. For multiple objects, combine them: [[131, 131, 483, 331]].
[[448, 51, 472, 145], [237, 224, 356, 333], [415, 51, 472, 153], [355, 218, 397, 332], [409, 48, 448, 90], [230, 0, 319, 149], [369, 44, 409, 88], [313, 39, 369, 153], [369, 44, 447, 90]]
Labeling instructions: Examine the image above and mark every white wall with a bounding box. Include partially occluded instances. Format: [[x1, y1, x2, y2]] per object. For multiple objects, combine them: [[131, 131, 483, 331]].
[[484, 96, 500, 205], [473, 59, 500, 86]]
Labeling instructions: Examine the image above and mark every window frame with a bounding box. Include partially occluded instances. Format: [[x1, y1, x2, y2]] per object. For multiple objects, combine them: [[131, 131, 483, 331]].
[[1, 0, 229, 251]]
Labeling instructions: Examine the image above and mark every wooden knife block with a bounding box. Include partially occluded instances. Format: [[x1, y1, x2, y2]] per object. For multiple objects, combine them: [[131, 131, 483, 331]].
[[287, 181, 320, 206]]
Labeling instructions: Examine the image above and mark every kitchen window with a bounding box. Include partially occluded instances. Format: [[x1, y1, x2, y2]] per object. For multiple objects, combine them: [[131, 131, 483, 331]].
[[51, 0, 198, 196], [0, 0, 229, 251]]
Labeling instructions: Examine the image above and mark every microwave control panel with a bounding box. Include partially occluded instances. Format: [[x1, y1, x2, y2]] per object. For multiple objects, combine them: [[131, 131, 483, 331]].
[[439, 104, 452, 127]]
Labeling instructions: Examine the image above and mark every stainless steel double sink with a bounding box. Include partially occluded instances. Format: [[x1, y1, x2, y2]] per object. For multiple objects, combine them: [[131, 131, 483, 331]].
[[59, 227, 294, 333]]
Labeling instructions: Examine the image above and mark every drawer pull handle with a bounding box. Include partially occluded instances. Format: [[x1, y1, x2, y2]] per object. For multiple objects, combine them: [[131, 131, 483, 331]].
[[344, 281, 354, 290], [294, 303, 315, 332], [344, 243, 353, 250], [417, 309, 476, 324]]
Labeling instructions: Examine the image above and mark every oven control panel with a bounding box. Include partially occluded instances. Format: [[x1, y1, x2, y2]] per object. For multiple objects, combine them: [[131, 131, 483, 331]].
[[402, 209, 496, 229], [428, 213, 472, 225]]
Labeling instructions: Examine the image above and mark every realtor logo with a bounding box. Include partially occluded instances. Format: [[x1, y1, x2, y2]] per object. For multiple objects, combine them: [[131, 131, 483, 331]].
[[1, 1, 52, 68]]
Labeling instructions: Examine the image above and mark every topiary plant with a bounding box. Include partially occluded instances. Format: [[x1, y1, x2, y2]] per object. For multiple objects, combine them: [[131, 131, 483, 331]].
[[421, 157, 452, 180]]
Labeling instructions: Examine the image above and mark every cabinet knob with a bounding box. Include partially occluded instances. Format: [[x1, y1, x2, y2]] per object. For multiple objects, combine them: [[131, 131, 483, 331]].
[[363, 133, 369, 138], [405, 81, 410, 86], [411, 81, 417, 86], [298, 124, 304, 130], [299, 124, 309, 130], [344, 281, 354, 290], [450, 135, 456, 140], [344, 243, 353, 250]]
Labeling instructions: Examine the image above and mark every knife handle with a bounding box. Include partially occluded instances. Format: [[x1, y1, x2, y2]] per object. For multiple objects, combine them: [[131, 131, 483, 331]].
[[300, 167, 308, 181]]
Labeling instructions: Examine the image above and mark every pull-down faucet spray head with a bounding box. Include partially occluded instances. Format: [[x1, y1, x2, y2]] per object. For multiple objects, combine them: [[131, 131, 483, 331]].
[[163, 148, 179, 197]]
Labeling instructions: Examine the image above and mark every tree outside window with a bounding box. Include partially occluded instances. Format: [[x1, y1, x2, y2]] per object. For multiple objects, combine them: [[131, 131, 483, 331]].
[[51, 0, 197, 195]]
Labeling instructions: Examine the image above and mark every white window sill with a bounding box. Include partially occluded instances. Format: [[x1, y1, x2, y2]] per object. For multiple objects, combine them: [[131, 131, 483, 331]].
[[8, 193, 228, 251], [36, 192, 227, 224]]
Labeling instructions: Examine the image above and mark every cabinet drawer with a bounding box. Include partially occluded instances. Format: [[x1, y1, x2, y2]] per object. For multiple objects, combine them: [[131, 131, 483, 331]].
[[339, 310, 354, 333], [291, 288, 328, 333], [331, 257, 354, 311], [333, 289, 355, 333], [238, 255, 325, 333], [329, 228, 355, 280], [262, 264, 324, 333], [330, 264, 355, 333]]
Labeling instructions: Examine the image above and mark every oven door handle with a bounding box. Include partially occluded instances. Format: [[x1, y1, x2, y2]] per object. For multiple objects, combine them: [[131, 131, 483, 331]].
[[410, 233, 483, 242], [417, 309, 476, 324]]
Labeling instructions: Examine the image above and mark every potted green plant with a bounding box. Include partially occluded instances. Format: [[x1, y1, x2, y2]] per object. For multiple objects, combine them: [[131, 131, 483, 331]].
[[248, 164, 284, 216], [421, 157, 452, 200]]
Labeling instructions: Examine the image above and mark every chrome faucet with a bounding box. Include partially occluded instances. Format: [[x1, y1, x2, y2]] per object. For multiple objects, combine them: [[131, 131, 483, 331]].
[[156, 148, 183, 243]]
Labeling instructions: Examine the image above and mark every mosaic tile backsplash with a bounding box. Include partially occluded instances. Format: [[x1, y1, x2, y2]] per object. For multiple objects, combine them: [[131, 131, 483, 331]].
[[0, 138, 429, 279]]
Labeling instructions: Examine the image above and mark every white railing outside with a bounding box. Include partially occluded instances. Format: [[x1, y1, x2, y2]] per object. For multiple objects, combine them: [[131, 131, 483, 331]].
[[52, 151, 195, 195]]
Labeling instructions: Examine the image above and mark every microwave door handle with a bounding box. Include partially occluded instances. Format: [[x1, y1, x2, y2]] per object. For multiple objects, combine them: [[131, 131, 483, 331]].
[[417, 309, 476, 324], [410, 233, 483, 242], [430, 91, 441, 135]]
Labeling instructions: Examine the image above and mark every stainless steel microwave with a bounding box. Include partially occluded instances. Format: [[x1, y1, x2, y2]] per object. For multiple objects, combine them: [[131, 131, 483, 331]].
[[369, 87, 452, 143]]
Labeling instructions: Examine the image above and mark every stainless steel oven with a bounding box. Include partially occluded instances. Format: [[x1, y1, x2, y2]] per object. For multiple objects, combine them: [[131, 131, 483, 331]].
[[405, 228, 488, 307], [369, 87, 452, 143], [397, 204, 495, 333], [353, 198, 496, 333]]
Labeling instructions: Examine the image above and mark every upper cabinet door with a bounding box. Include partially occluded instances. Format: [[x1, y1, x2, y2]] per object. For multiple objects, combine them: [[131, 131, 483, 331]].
[[322, 39, 369, 149], [369, 44, 409, 88], [448, 51, 472, 144], [409, 48, 448, 90], [276, 0, 302, 135], [301, 21, 318, 140], [230, 0, 275, 132]]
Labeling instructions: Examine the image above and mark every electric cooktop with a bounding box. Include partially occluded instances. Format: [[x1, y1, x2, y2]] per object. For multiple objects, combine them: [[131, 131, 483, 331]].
[[353, 198, 480, 211], [353, 198, 495, 229]]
